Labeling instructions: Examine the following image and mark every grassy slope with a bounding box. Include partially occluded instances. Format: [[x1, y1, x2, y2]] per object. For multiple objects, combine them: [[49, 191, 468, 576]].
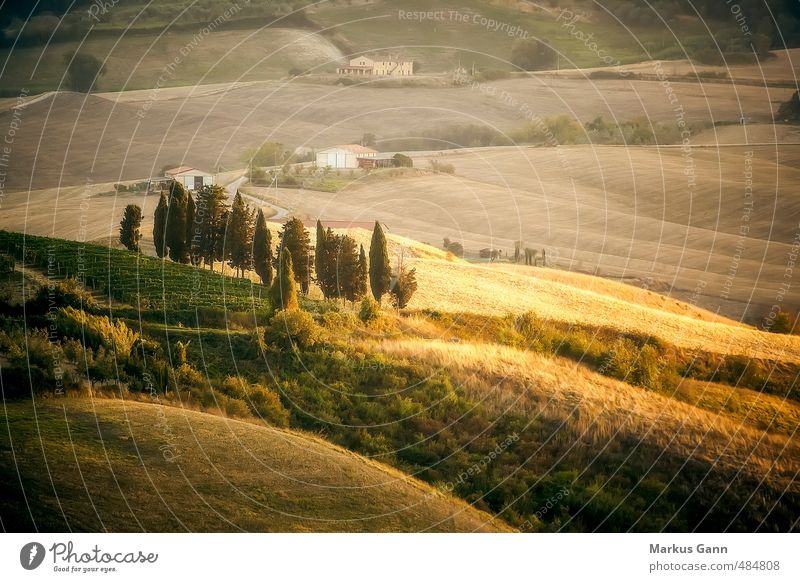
[[0, 398, 508, 532], [367, 338, 800, 490]]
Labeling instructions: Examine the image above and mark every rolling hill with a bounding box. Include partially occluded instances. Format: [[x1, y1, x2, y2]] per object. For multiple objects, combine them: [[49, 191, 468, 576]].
[[262, 143, 800, 321], [0, 398, 508, 532]]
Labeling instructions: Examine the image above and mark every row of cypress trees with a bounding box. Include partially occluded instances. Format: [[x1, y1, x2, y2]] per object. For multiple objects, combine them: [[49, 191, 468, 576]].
[[148, 179, 416, 308]]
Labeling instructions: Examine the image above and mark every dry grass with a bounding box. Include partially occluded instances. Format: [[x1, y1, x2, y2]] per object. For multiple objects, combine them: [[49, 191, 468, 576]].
[[0, 398, 509, 532], [404, 257, 800, 362], [367, 338, 800, 490]]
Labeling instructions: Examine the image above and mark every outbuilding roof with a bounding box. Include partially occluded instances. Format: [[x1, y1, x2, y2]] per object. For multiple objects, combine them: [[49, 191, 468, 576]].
[[318, 144, 379, 155]]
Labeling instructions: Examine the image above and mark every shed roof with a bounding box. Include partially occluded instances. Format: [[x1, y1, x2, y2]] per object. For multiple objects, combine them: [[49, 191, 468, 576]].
[[164, 166, 213, 177], [318, 144, 379, 155]]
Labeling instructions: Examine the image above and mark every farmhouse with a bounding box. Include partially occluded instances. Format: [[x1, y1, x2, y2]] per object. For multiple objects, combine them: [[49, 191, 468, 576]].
[[337, 55, 414, 77], [316, 144, 378, 169], [163, 166, 215, 191]]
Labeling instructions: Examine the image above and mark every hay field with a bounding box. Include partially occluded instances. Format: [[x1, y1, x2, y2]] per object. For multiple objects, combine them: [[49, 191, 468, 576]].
[[0, 75, 791, 192], [0, 398, 507, 532]]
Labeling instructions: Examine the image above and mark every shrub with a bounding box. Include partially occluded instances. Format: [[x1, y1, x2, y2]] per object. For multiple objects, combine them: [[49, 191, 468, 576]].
[[392, 153, 413, 168], [26, 278, 97, 314], [359, 296, 381, 323], [56, 306, 139, 359], [264, 309, 323, 350], [247, 384, 290, 427], [429, 160, 455, 174], [0, 253, 14, 274]]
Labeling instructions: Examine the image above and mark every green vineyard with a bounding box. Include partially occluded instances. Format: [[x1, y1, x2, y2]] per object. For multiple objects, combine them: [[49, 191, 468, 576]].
[[0, 231, 270, 311]]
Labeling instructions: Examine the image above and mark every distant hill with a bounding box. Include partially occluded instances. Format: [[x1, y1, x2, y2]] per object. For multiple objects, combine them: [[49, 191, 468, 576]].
[[0, 398, 508, 532]]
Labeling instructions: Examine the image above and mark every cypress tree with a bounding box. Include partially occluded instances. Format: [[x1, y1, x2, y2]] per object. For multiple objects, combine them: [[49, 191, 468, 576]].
[[186, 191, 197, 265], [314, 219, 328, 293], [277, 217, 312, 294], [335, 234, 360, 303], [270, 247, 299, 310], [355, 244, 368, 301], [166, 180, 189, 263], [369, 221, 391, 302], [119, 204, 142, 252], [153, 192, 168, 258], [253, 209, 273, 285], [226, 191, 254, 278], [195, 185, 228, 271]]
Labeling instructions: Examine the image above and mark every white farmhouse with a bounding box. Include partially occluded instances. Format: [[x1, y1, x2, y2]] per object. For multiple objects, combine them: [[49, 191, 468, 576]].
[[163, 166, 215, 191], [337, 55, 414, 77], [316, 144, 378, 169]]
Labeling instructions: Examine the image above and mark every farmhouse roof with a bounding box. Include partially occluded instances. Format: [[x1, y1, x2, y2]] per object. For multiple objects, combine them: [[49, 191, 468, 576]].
[[164, 166, 212, 177], [319, 144, 378, 155]]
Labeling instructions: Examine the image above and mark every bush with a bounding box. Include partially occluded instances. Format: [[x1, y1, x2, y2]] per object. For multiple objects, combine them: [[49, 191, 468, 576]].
[[247, 384, 290, 427], [359, 296, 381, 323], [26, 278, 97, 314], [56, 306, 139, 360], [264, 309, 323, 350], [392, 153, 413, 168], [0, 253, 13, 274], [63, 52, 106, 92], [429, 160, 455, 174]]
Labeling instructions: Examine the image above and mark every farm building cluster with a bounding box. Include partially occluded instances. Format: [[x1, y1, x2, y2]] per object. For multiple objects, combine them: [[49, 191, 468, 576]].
[[337, 55, 414, 77]]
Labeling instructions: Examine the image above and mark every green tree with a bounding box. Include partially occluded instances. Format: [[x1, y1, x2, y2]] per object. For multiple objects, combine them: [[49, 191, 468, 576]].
[[63, 51, 106, 92], [195, 184, 228, 271], [271, 247, 299, 311], [333, 233, 360, 303], [119, 204, 142, 252], [510, 38, 557, 71], [253, 209, 273, 285], [241, 142, 287, 169], [390, 266, 417, 309], [166, 181, 189, 263], [186, 191, 198, 265], [153, 192, 168, 259], [369, 221, 391, 303], [355, 244, 368, 301], [278, 217, 312, 294], [225, 191, 255, 278]]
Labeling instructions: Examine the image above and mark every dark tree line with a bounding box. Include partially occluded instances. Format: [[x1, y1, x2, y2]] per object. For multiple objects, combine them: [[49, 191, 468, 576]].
[[133, 183, 417, 309]]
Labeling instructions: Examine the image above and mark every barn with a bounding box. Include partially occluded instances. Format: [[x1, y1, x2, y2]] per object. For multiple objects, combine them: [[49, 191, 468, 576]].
[[164, 166, 214, 191], [316, 145, 378, 169]]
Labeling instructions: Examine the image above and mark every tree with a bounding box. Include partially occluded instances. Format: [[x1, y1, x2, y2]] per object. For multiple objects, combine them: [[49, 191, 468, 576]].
[[278, 217, 312, 294], [270, 247, 299, 311], [510, 38, 557, 71], [153, 192, 168, 258], [333, 234, 360, 303], [253, 209, 273, 285], [355, 244, 368, 300], [195, 184, 228, 271], [391, 266, 417, 309], [186, 191, 197, 265], [393, 153, 413, 167], [776, 91, 800, 122], [63, 51, 106, 92], [314, 221, 335, 299], [369, 221, 392, 303], [166, 181, 189, 263], [119, 204, 142, 252], [225, 191, 255, 278], [241, 142, 287, 169]]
